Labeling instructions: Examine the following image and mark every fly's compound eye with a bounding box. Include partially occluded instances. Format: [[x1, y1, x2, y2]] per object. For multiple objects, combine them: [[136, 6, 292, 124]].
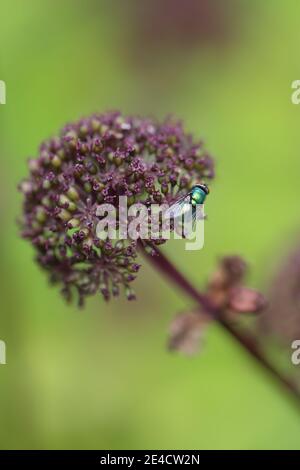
[[195, 183, 209, 195]]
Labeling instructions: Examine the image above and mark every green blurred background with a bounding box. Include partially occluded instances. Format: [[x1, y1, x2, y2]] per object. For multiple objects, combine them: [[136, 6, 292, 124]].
[[1, 0, 300, 449]]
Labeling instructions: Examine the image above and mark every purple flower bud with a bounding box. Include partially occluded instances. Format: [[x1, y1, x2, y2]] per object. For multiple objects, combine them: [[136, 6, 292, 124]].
[[228, 287, 266, 314]]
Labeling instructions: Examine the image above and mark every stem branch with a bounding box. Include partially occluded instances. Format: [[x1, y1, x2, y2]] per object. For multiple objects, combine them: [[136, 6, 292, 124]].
[[141, 244, 300, 408]]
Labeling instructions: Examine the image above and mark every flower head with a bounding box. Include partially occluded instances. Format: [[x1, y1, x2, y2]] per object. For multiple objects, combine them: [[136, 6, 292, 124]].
[[260, 244, 300, 343], [19, 111, 214, 304], [126, 0, 238, 67]]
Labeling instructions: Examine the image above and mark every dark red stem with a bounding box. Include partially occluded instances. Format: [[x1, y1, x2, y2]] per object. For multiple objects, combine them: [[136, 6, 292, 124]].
[[140, 244, 300, 408]]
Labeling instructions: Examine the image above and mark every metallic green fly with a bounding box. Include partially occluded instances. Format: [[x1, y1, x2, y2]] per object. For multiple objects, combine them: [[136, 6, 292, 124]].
[[164, 183, 209, 231]]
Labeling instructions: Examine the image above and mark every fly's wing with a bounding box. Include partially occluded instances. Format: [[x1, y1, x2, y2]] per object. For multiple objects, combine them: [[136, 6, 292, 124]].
[[163, 193, 191, 221], [193, 204, 205, 226], [182, 204, 205, 237]]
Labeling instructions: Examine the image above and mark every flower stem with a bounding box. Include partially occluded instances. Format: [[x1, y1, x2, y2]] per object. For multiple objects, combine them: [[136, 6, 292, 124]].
[[140, 244, 300, 408]]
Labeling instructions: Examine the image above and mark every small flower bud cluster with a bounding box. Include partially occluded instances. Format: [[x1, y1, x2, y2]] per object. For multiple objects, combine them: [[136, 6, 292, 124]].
[[207, 256, 266, 315], [167, 256, 266, 356]]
